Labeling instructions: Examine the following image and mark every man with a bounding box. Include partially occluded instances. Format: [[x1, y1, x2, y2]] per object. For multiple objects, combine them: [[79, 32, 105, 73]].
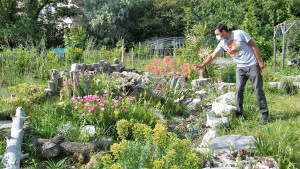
[[194, 24, 269, 124]]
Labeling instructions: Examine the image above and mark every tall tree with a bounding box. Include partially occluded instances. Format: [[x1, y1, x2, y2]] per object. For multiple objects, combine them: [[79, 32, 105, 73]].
[[84, 0, 133, 46]]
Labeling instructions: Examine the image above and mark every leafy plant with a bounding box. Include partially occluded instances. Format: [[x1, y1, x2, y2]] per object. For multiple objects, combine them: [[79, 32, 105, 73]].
[[220, 64, 236, 83], [45, 157, 68, 169], [102, 120, 201, 169], [2, 83, 46, 112]]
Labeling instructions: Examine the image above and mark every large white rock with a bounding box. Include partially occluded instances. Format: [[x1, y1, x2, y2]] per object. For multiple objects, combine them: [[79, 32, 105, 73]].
[[186, 99, 202, 111], [200, 129, 219, 148], [209, 135, 255, 153], [215, 92, 235, 105], [212, 102, 237, 116], [268, 81, 292, 88], [207, 111, 229, 128], [206, 117, 229, 128], [195, 90, 207, 96]]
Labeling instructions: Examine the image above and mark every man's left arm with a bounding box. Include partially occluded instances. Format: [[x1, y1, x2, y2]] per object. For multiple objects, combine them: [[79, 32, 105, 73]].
[[248, 39, 264, 69]]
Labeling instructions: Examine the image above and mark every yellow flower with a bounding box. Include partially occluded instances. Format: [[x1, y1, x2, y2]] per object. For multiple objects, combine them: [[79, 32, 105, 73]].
[[114, 109, 120, 119]]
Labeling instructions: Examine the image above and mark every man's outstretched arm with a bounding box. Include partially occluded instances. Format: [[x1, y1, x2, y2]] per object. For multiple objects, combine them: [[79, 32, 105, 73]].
[[193, 51, 219, 70]]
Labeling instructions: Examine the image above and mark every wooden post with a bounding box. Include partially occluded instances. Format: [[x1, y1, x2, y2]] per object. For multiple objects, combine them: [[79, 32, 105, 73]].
[[146, 45, 148, 62], [131, 48, 134, 69], [138, 42, 140, 70], [173, 39, 176, 58], [273, 26, 277, 72], [281, 21, 286, 71], [121, 39, 124, 64]]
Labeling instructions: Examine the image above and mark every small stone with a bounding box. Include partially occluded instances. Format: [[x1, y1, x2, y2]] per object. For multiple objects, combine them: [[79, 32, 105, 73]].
[[113, 58, 120, 64], [81, 125, 96, 137], [195, 90, 207, 96], [191, 78, 211, 88], [70, 152, 85, 163]]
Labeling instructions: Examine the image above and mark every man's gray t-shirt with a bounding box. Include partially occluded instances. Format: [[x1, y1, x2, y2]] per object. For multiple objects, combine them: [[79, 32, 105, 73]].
[[214, 30, 258, 68]]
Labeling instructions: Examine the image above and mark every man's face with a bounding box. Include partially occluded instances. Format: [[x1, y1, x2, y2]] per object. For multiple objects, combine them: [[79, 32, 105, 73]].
[[215, 29, 224, 40], [215, 29, 223, 36]]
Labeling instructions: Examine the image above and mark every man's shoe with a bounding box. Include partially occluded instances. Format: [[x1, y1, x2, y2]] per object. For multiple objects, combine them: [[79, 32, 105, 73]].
[[259, 112, 269, 125], [236, 112, 243, 117]]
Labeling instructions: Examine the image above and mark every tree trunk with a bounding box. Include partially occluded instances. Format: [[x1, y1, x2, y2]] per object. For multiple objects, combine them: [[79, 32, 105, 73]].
[[0, 107, 29, 169], [31, 135, 113, 158]]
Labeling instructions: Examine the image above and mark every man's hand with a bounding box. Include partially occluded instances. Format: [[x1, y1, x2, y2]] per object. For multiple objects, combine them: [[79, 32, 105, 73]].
[[258, 62, 265, 69], [192, 65, 204, 70]]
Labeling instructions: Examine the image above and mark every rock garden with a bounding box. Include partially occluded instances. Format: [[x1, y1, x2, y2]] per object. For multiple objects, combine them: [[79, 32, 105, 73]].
[[0, 54, 299, 169]]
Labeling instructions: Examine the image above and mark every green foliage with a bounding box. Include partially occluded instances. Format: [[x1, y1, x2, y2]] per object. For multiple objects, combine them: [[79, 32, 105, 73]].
[[64, 26, 87, 49], [2, 83, 45, 111], [116, 119, 130, 140], [45, 157, 68, 169], [65, 47, 83, 63], [104, 120, 202, 168], [220, 64, 236, 83]]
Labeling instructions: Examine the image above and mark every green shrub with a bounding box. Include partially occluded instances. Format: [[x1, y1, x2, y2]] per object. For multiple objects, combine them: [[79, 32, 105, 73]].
[[220, 64, 236, 83], [2, 83, 46, 112], [65, 47, 83, 63], [102, 120, 203, 168]]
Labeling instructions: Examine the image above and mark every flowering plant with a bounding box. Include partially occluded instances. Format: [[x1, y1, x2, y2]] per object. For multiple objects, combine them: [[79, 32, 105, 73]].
[[146, 56, 190, 78]]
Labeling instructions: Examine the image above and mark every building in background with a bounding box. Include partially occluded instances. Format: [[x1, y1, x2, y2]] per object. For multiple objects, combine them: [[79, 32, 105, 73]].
[[39, 0, 84, 28]]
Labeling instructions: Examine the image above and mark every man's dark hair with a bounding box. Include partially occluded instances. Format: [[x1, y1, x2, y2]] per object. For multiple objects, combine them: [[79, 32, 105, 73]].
[[214, 24, 229, 32]]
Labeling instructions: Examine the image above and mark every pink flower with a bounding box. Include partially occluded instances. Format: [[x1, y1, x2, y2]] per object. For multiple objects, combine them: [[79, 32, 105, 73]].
[[85, 102, 89, 106], [111, 92, 115, 95], [82, 113, 85, 116], [115, 108, 119, 111], [100, 107, 105, 111], [71, 97, 76, 101], [103, 94, 107, 97], [114, 104, 118, 107], [77, 102, 80, 105], [106, 75, 109, 78], [85, 107, 88, 109], [104, 90, 109, 93], [73, 101, 76, 104], [90, 113, 93, 115], [129, 97, 133, 101], [74, 106, 78, 109], [95, 91, 99, 94], [124, 109, 127, 112], [119, 96, 123, 99], [111, 106, 114, 109]]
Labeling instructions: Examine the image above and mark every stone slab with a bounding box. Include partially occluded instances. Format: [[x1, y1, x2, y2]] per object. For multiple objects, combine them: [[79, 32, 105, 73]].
[[209, 135, 255, 153]]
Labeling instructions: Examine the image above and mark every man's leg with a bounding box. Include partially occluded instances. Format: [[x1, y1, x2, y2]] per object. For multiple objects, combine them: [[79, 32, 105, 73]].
[[248, 64, 269, 122], [236, 67, 248, 116]]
